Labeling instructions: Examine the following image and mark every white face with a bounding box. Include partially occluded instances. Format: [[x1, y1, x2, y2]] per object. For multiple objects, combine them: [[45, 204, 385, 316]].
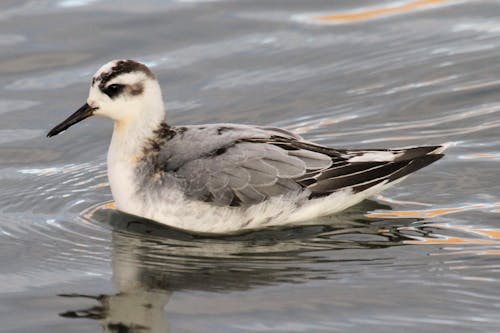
[[47, 59, 164, 138], [89, 60, 162, 122]]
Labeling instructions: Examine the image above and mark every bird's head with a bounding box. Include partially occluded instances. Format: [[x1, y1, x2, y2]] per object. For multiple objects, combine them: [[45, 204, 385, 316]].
[[47, 59, 164, 137]]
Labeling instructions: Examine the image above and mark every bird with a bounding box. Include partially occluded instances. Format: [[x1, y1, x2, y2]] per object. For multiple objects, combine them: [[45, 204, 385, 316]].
[[47, 59, 445, 234]]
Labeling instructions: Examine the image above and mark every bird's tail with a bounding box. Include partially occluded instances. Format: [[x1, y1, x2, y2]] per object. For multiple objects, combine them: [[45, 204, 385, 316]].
[[307, 144, 448, 196]]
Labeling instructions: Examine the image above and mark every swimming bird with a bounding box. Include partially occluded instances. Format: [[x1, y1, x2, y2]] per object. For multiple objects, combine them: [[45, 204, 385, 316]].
[[47, 59, 444, 234]]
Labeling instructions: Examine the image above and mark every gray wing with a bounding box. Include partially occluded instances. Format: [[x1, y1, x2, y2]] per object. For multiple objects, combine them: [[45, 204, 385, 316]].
[[176, 140, 333, 206], [157, 123, 303, 172], [161, 124, 443, 207], [159, 124, 329, 206]]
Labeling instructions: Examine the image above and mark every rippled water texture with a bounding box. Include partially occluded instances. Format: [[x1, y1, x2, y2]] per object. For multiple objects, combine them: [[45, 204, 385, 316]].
[[0, 1, 499, 332]]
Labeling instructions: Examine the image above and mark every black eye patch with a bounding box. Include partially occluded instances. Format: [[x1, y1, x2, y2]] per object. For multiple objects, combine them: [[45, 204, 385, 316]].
[[103, 84, 125, 98]]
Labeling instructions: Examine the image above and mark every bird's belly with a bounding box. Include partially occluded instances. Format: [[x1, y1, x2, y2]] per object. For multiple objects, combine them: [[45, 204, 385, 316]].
[[106, 165, 402, 234], [129, 188, 368, 234]]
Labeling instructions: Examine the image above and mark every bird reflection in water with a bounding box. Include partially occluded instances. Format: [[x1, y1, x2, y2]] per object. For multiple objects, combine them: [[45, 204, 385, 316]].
[[59, 200, 424, 333]]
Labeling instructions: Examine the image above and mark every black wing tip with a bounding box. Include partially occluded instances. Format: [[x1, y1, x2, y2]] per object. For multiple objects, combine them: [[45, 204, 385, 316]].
[[394, 145, 446, 162], [386, 153, 443, 183], [307, 152, 444, 196], [351, 153, 444, 194]]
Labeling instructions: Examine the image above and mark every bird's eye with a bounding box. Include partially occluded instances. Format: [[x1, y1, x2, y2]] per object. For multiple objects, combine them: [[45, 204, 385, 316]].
[[104, 84, 125, 98]]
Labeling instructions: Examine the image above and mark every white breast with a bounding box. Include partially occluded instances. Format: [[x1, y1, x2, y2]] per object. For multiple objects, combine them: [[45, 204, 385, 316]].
[[107, 157, 142, 214]]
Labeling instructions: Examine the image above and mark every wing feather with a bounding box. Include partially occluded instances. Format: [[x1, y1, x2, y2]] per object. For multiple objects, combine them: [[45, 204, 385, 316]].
[[257, 179, 302, 197], [234, 185, 267, 203], [221, 168, 251, 191], [287, 149, 332, 169], [309, 161, 411, 194], [242, 160, 279, 187], [261, 156, 305, 178], [166, 124, 443, 207]]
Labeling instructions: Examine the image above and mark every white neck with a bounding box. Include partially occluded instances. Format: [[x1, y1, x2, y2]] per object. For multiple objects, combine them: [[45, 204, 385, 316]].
[[106, 100, 165, 213], [108, 103, 165, 163]]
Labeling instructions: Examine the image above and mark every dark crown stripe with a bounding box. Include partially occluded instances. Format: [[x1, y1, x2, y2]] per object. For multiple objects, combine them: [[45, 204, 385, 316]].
[[96, 60, 154, 90]]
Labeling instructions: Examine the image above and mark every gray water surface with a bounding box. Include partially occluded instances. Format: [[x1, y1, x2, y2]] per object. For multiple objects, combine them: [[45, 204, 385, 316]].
[[0, 1, 499, 332]]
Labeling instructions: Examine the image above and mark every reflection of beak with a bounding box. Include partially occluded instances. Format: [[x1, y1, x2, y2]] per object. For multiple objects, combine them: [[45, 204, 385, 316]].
[[47, 103, 96, 137]]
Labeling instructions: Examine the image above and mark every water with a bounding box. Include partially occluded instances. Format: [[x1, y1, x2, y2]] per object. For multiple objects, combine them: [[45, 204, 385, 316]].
[[0, 0, 499, 332]]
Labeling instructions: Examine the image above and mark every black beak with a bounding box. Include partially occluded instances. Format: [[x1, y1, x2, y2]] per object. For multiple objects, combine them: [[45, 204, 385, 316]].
[[47, 103, 96, 137]]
